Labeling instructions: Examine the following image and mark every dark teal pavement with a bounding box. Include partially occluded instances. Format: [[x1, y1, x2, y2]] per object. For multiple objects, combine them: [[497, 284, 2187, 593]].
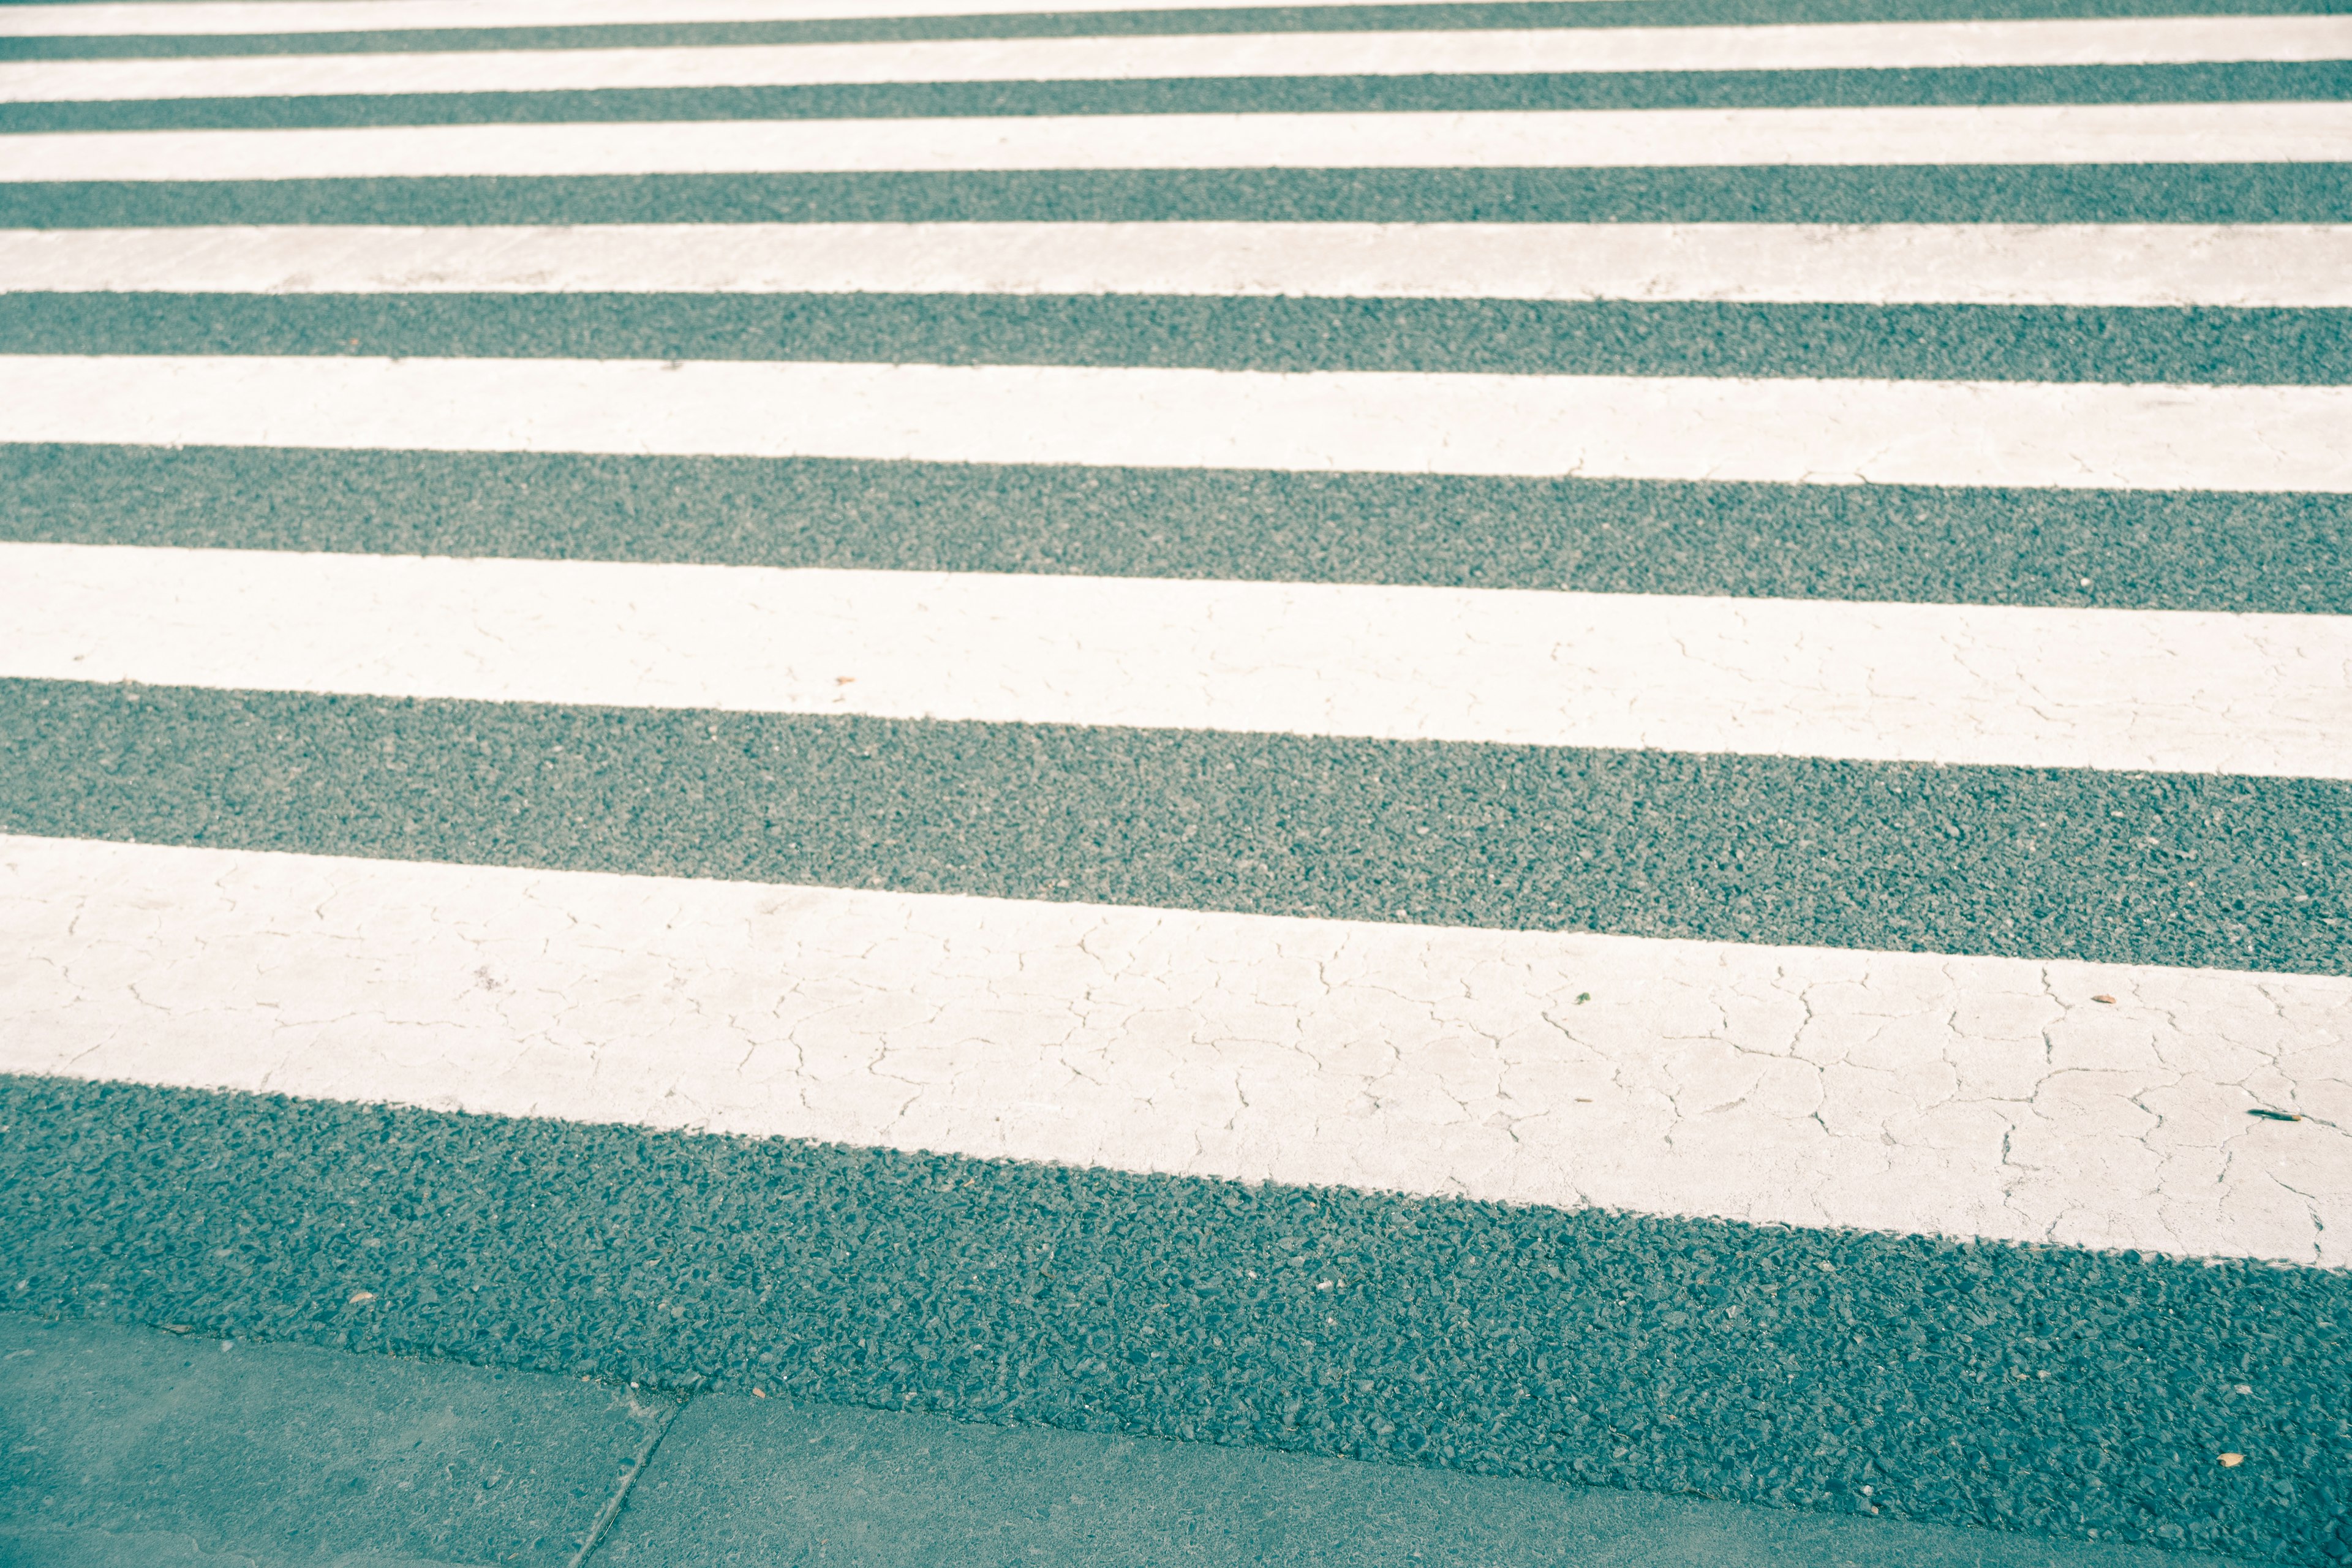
[[7, 295, 2345, 384], [1, 1312, 667, 1568], [6, 680, 2345, 974], [8, 1077, 2345, 1567], [0, 1311, 2255, 1567], [10, 447, 2347, 616], [10, 167, 2346, 228], [6, 0, 2345, 1559]]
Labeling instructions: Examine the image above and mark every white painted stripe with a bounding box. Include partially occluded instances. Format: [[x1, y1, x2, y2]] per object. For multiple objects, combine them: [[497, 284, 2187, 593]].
[[0, 0, 1597, 39], [11, 18, 2345, 104], [7, 355, 2345, 493], [7, 104, 2343, 181], [9, 834, 2344, 1264], [12, 222, 2352, 308], [10, 545, 2349, 778]]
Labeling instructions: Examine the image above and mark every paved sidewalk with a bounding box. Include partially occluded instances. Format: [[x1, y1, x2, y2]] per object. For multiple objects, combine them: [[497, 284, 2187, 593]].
[[3, 1312, 2238, 1568]]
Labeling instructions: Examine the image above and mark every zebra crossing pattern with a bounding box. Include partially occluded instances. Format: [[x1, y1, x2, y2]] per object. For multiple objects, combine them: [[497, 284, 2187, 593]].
[[1, 0, 2346, 1561]]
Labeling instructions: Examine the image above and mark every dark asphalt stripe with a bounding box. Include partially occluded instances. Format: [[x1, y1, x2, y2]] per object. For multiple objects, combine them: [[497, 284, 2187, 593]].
[[3, 680, 2343, 973], [12, 447, 2347, 616], [12, 295, 2345, 384], [7, 165, 2344, 226], [6, 0, 2332, 60], [6, 1074, 2345, 1564], [8, 65, 2339, 134]]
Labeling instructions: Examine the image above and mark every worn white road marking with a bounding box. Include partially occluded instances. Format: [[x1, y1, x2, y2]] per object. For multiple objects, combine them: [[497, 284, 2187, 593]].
[[0, 0, 1605, 38], [7, 355, 2346, 492], [10, 544, 2350, 777], [8, 835, 2345, 1264], [12, 18, 2346, 102], [12, 222, 2351, 308], [9, 104, 2345, 180]]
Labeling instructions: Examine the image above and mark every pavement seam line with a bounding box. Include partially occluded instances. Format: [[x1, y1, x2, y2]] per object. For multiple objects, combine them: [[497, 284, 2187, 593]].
[[571, 1391, 684, 1567]]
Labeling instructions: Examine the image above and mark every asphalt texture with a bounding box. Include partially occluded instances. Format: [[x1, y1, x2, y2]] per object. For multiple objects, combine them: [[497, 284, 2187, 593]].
[[4, 1077, 2344, 1564], [4, 0, 2329, 61], [10, 295, 2348, 384], [7, 64, 2342, 136], [4, 679, 2346, 974], [8, 1, 2348, 1561], [10, 445, 2348, 616], [10, 167, 2345, 227]]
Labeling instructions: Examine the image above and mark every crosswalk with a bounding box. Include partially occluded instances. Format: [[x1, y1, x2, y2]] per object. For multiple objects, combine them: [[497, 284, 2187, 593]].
[[18, 105, 2352, 174], [10, 219, 2352, 303], [2, 0, 2347, 1562]]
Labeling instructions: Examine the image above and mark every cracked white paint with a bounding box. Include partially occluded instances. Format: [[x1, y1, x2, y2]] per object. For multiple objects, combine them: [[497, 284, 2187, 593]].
[[12, 18, 2345, 103], [9, 356, 2346, 493], [7, 834, 2345, 1266], [11, 223, 2350, 309], [9, 105, 2348, 182], [0, 0, 1561, 39], [10, 543, 2351, 778]]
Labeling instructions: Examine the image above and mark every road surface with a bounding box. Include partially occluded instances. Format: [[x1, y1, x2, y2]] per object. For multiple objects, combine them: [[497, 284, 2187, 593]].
[[1, 0, 2346, 1562]]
